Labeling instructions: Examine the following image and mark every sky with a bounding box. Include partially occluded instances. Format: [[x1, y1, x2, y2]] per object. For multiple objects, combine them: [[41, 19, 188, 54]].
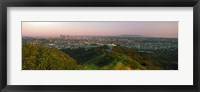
[[22, 21, 178, 38]]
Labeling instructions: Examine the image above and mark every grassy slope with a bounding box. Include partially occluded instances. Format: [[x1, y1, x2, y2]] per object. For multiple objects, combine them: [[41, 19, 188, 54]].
[[23, 44, 165, 70], [22, 43, 79, 70]]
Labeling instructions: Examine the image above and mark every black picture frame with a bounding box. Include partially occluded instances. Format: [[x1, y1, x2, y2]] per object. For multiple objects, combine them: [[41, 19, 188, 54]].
[[0, 0, 199, 92]]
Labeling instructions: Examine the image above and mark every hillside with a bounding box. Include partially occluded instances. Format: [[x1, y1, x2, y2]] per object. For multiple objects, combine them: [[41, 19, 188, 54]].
[[61, 45, 165, 70], [22, 43, 79, 70], [22, 44, 177, 70]]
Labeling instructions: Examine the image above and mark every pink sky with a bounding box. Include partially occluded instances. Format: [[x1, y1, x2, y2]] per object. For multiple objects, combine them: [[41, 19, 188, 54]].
[[22, 21, 178, 38]]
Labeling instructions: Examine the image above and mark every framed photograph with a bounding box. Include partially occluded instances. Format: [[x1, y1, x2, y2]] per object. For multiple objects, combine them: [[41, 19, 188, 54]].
[[0, 0, 199, 92]]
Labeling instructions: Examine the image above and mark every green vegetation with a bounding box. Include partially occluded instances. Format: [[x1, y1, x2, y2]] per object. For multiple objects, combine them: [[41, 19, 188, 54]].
[[22, 43, 79, 70], [22, 43, 177, 70]]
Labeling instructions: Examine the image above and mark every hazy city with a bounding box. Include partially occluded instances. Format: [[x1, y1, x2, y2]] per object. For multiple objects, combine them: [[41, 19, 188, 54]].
[[22, 35, 177, 53]]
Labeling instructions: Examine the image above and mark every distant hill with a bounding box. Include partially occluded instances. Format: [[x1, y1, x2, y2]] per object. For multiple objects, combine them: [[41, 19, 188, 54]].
[[119, 35, 143, 37]]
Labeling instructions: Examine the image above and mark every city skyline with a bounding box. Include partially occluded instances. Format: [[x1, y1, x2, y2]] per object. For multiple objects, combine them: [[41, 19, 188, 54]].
[[22, 21, 178, 38]]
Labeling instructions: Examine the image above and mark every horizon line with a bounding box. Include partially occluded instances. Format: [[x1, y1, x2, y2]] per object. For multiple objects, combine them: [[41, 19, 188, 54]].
[[22, 35, 178, 39]]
